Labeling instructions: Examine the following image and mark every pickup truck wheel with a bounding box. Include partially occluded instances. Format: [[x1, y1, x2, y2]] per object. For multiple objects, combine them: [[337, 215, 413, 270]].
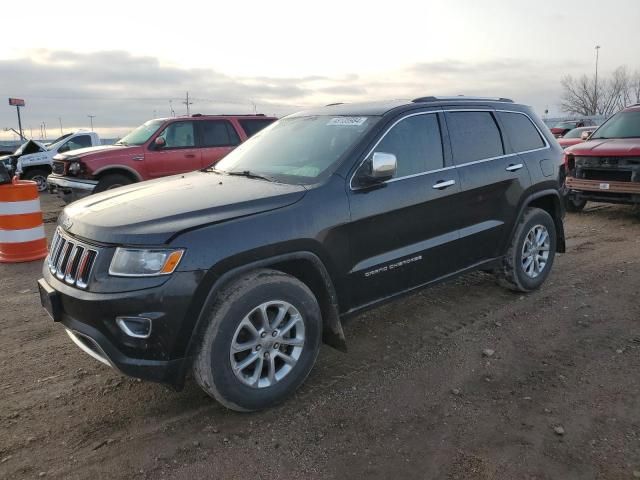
[[564, 196, 587, 212], [193, 269, 322, 412], [497, 207, 556, 292], [23, 169, 49, 192], [94, 174, 133, 192]]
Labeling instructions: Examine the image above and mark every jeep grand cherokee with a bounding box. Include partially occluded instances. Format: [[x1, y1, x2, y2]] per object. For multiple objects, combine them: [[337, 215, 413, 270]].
[[38, 96, 565, 411]]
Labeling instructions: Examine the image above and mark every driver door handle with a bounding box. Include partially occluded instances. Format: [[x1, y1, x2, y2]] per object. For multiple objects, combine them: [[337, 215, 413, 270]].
[[185, 154, 196, 158], [506, 163, 523, 172], [432, 179, 456, 190]]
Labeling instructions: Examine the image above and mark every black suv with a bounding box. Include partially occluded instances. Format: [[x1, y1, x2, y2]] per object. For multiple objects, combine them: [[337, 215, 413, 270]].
[[38, 97, 566, 411]]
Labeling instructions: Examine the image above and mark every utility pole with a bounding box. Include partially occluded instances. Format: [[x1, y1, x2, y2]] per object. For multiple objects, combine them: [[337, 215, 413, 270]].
[[88, 114, 96, 131], [183, 92, 193, 116], [594, 45, 601, 116], [8, 98, 26, 140], [169, 100, 176, 117], [42, 122, 48, 141], [58, 117, 63, 135]]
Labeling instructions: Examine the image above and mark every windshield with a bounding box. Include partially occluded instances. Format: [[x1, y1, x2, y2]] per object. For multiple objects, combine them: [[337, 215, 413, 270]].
[[564, 128, 590, 139], [116, 119, 165, 146], [46, 133, 76, 151], [591, 111, 640, 139], [215, 115, 379, 183]]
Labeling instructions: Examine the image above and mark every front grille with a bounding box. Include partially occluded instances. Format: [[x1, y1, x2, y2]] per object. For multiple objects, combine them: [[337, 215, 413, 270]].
[[52, 161, 66, 175], [583, 170, 633, 182], [48, 228, 99, 289]]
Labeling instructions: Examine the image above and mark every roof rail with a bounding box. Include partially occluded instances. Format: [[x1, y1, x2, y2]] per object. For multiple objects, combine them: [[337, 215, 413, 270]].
[[412, 95, 514, 104], [190, 113, 266, 117], [325, 102, 345, 107]]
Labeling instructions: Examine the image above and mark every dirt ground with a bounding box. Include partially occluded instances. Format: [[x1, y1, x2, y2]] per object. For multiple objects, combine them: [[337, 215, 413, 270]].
[[1, 194, 639, 480]]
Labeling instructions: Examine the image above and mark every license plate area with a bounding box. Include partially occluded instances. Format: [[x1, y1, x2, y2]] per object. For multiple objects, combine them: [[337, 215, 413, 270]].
[[38, 279, 62, 322], [599, 183, 610, 190]]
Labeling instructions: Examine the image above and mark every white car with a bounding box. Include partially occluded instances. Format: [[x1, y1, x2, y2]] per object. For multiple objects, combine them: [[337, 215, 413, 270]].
[[0, 131, 100, 191]]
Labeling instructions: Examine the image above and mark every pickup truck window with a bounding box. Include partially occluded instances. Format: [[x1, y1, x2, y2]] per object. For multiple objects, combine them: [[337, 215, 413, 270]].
[[64, 135, 93, 151], [199, 120, 240, 147], [374, 113, 443, 177], [215, 116, 378, 183], [117, 119, 164, 146]]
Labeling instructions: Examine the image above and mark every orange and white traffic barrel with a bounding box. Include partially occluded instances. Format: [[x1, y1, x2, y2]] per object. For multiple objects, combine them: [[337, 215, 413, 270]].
[[0, 177, 48, 263]]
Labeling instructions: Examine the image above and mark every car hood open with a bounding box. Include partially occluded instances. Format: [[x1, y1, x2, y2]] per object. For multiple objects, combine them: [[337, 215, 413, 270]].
[[61, 170, 307, 245]]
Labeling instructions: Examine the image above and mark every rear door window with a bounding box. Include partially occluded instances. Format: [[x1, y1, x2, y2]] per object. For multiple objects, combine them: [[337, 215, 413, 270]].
[[497, 112, 546, 153], [239, 118, 276, 138], [199, 120, 240, 147], [374, 113, 444, 178], [446, 111, 504, 163]]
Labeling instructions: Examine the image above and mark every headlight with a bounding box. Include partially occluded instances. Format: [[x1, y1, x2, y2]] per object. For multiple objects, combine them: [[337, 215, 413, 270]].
[[109, 248, 184, 277], [68, 162, 81, 175]]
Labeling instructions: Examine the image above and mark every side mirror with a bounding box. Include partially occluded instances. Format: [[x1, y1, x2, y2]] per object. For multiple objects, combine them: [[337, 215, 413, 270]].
[[356, 152, 397, 187], [580, 131, 591, 140], [154, 137, 166, 148], [370, 152, 397, 180]]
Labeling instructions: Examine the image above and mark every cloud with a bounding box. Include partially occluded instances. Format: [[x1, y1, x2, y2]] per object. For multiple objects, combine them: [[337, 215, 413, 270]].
[[0, 49, 583, 140]]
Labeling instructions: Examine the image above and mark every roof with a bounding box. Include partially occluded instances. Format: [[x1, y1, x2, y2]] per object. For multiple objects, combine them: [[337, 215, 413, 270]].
[[289, 96, 524, 118]]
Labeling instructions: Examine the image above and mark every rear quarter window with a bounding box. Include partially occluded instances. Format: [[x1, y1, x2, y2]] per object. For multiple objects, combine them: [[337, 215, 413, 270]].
[[446, 111, 504, 163], [497, 112, 546, 153], [239, 119, 276, 138]]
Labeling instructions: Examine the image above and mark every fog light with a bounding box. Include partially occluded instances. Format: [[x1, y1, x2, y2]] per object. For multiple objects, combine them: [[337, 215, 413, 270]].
[[116, 316, 152, 339]]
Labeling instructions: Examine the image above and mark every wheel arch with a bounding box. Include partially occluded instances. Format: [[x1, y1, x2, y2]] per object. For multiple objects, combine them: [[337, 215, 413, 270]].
[[93, 165, 142, 182], [517, 189, 566, 253], [178, 251, 346, 386]]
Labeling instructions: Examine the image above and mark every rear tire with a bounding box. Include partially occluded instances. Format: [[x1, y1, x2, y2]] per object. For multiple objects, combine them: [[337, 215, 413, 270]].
[[193, 269, 322, 412], [94, 173, 133, 193], [496, 207, 557, 292], [23, 168, 50, 192]]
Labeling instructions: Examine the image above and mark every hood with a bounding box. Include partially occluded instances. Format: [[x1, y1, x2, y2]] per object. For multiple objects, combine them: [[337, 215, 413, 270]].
[[565, 138, 640, 156], [60, 170, 307, 245], [558, 138, 582, 148], [54, 144, 137, 161]]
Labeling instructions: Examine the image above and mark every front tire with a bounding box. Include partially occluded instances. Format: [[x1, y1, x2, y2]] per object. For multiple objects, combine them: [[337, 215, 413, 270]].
[[496, 207, 557, 292], [193, 269, 322, 412], [564, 196, 587, 212], [94, 173, 133, 193]]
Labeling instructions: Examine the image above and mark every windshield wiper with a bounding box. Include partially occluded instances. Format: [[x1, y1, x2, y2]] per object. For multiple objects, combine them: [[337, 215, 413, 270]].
[[225, 170, 274, 182], [115, 141, 128, 146]]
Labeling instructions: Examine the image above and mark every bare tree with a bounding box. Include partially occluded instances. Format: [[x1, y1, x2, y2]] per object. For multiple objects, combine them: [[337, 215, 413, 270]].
[[560, 75, 596, 116], [560, 65, 639, 116]]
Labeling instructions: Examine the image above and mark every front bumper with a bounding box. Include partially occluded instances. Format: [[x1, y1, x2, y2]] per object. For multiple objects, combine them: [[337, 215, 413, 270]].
[[38, 268, 203, 388], [47, 175, 97, 203], [565, 176, 640, 204]]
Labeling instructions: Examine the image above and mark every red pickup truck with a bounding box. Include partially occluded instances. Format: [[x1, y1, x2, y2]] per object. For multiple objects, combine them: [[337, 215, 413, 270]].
[[563, 104, 640, 211], [47, 114, 276, 202]]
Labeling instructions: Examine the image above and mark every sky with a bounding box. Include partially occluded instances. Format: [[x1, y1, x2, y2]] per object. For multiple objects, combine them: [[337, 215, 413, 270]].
[[1, 0, 639, 141]]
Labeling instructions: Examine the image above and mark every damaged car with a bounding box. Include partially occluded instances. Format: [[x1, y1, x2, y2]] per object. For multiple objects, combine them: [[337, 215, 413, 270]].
[[563, 104, 640, 211]]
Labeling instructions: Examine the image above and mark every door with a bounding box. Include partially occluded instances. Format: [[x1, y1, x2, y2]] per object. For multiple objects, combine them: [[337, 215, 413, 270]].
[[346, 112, 464, 308], [196, 120, 241, 168], [443, 110, 531, 266], [145, 121, 201, 178]]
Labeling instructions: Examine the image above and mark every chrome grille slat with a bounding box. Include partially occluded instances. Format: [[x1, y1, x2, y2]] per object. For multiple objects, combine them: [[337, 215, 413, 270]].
[[49, 228, 99, 289]]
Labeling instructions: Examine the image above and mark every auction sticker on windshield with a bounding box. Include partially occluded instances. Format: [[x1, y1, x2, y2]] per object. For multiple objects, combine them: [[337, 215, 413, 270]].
[[327, 117, 367, 126]]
